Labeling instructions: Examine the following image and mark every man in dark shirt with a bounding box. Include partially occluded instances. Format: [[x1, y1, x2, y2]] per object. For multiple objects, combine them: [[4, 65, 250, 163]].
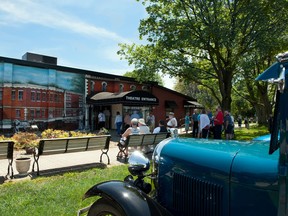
[[224, 110, 233, 140], [192, 111, 199, 138]]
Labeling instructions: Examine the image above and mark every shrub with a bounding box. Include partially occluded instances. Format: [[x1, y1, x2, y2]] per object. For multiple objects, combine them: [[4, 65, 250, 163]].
[[12, 132, 39, 150], [41, 129, 69, 139], [69, 131, 97, 137]]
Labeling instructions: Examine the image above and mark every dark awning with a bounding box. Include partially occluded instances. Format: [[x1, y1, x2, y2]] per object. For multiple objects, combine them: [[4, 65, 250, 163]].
[[165, 100, 178, 108], [89, 90, 159, 106], [184, 100, 204, 109]]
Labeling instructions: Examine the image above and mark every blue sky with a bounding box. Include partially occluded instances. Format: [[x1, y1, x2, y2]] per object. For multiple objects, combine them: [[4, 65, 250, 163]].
[[0, 0, 175, 89]]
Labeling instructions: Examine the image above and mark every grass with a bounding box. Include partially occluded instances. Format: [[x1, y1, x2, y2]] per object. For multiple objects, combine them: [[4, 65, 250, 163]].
[[234, 124, 269, 140], [0, 165, 128, 216], [180, 124, 269, 141]]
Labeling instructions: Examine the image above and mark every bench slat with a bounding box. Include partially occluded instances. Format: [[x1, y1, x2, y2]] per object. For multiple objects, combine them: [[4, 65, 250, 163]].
[[0, 143, 9, 159], [0, 141, 14, 159], [126, 135, 144, 147], [67, 139, 88, 152], [41, 140, 67, 154], [141, 134, 156, 146], [154, 133, 169, 145], [88, 136, 110, 150]]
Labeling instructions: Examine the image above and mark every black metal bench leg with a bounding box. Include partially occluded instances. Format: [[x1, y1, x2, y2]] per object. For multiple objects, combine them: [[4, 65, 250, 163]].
[[32, 154, 40, 176], [6, 159, 13, 179], [116, 144, 127, 161], [100, 149, 110, 165]]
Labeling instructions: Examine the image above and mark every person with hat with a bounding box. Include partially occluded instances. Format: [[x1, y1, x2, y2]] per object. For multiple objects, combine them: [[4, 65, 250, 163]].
[[138, 118, 151, 134], [118, 118, 140, 158], [138, 118, 151, 153], [167, 112, 178, 128]]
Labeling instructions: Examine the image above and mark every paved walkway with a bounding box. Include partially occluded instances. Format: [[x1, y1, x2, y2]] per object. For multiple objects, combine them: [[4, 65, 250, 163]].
[[0, 130, 126, 183]]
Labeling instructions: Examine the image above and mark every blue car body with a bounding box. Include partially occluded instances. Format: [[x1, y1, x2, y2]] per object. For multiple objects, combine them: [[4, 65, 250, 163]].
[[153, 138, 278, 215]]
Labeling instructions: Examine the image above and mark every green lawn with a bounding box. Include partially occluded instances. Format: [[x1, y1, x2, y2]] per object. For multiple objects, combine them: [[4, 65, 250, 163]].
[[0, 165, 128, 216], [234, 125, 269, 140]]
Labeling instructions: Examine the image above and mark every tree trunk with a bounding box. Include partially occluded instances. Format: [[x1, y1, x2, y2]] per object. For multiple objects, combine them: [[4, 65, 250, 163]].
[[218, 69, 233, 112]]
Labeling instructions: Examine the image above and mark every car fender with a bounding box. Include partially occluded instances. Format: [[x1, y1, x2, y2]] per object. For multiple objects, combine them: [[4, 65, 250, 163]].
[[83, 180, 172, 216]]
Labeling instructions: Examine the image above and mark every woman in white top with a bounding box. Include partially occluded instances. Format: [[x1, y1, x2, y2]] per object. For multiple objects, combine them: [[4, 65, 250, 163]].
[[167, 112, 177, 128], [199, 109, 210, 138], [138, 118, 151, 134], [119, 118, 140, 156]]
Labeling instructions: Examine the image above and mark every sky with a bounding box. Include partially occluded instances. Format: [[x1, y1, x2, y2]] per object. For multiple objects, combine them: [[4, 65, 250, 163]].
[[0, 0, 176, 89]]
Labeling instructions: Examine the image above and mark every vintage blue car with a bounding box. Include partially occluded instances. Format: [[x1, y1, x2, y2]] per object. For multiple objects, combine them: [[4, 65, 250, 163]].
[[78, 52, 288, 216]]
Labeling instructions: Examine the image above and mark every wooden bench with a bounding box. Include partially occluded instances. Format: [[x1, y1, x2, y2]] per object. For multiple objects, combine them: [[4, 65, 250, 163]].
[[117, 133, 169, 162], [32, 135, 111, 176], [0, 140, 15, 178]]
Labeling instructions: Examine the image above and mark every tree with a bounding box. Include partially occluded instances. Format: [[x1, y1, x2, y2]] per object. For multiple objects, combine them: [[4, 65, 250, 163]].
[[123, 70, 164, 86], [118, 0, 288, 112], [174, 79, 218, 111]]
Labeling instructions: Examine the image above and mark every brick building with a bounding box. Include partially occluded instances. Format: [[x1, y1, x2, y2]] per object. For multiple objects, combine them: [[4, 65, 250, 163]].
[[0, 53, 202, 132]]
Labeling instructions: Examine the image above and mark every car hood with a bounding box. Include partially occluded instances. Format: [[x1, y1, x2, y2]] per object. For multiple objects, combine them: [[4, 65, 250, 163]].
[[156, 138, 279, 190]]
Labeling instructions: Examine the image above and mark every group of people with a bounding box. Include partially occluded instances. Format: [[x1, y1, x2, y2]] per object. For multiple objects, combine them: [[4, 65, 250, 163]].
[[117, 113, 171, 157], [184, 106, 235, 140]]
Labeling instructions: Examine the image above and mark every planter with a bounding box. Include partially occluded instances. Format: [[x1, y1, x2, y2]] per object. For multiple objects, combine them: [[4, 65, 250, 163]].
[[15, 157, 31, 175]]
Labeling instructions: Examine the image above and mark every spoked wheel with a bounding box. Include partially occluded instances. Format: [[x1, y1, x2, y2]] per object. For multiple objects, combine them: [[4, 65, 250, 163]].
[[88, 198, 125, 216]]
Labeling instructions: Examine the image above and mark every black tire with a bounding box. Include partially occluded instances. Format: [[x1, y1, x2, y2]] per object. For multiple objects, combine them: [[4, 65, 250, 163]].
[[88, 198, 125, 216]]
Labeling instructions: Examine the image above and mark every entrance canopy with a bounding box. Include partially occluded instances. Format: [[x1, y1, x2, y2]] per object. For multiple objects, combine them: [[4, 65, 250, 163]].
[[184, 100, 204, 109], [89, 90, 159, 106]]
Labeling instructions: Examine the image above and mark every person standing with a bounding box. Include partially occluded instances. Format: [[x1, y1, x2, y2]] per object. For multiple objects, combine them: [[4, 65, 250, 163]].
[[114, 111, 123, 136], [224, 110, 233, 140], [184, 112, 191, 134], [199, 109, 210, 138], [123, 112, 131, 132], [146, 112, 155, 132], [130, 110, 140, 119], [103, 108, 111, 129], [244, 117, 249, 129], [192, 111, 199, 137], [98, 110, 106, 129], [167, 112, 177, 128], [213, 106, 224, 139]]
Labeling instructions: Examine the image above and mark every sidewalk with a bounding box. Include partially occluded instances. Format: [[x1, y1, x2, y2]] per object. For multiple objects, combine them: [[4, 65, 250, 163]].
[[0, 130, 125, 183]]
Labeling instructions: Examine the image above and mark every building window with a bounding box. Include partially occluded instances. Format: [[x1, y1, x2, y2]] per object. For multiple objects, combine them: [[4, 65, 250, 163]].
[[41, 109, 45, 118], [55, 94, 58, 102], [36, 92, 41, 101], [42, 92, 46, 102], [18, 90, 23, 101], [102, 82, 107, 92], [142, 86, 148, 91], [0, 90, 2, 100], [30, 109, 35, 119], [119, 84, 124, 92], [12, 90, 16, 100], [130, 85, 136, 90], [16, 109, 21, 118], [90, 81, 95, 94], [31, 91, 36, 102], [36, 109, 41, 118], [50, 93, 54, 102]]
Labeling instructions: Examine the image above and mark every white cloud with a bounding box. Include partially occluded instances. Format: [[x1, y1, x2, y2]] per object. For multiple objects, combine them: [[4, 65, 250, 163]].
[[0, 0, 129, 43]]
